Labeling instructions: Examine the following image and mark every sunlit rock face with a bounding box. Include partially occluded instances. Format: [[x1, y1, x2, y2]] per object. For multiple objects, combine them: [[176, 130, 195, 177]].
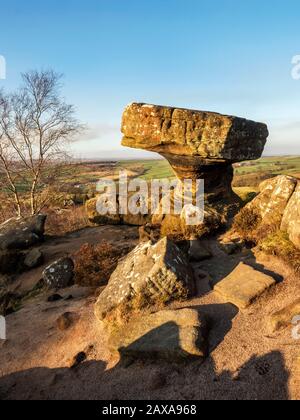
[[121, 103, 269, 239]]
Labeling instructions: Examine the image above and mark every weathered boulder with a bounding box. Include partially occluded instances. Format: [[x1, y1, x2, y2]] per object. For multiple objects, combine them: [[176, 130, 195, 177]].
[[237, 175, 300, 249], [0, 215, 46, 275], [281, 183, 300, 249], [247, 175, 297, 225], [94, 237, 195, 321], [43, 257, 75, 289], [121, 103, 268, 239], [108, 308, 210, 362], [267, 298, 300, 333], [214, 262, 276, 309], [0, 215, 46, 251], [86, 197, 151, 226]]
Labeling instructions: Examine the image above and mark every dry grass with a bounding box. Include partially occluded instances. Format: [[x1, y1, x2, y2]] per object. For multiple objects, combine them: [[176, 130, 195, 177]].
[[45, 206, 90, 236], [73, 242, 129, 288]]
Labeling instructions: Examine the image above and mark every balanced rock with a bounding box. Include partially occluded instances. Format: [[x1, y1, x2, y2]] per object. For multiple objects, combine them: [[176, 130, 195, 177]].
[[214, 262, 276, 310], [108, 308, 210, 362], [94, 237, 195, 321], [122, 103, 268, 238], [43, 257, 75, 290]]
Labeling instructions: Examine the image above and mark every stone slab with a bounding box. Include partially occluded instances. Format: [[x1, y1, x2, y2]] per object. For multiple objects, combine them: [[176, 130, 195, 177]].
[[214, 262, 276, 309]]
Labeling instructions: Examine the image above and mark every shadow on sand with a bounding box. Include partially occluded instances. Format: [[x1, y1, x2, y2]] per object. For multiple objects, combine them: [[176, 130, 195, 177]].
[[0, 316, 290, 400]]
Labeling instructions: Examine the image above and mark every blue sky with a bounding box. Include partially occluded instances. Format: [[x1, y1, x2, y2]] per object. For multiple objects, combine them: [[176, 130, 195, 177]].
[[0, 0, 300, 158]]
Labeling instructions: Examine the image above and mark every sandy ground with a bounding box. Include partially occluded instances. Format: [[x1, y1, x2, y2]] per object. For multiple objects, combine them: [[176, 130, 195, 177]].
[[0, 226, 299, 400]]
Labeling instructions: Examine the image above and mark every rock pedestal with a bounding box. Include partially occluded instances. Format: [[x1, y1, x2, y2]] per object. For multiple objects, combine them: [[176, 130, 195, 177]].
[[122, 103, 268, 239]]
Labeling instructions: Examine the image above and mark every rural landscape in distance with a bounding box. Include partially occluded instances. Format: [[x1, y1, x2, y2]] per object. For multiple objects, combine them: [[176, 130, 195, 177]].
[[1, 0, 300, 405]]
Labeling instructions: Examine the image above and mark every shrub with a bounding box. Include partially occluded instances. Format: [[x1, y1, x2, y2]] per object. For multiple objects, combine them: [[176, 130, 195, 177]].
[[232, 207, 262, 242], [258, 231, 300, 274], [73, 242, 130, 287]]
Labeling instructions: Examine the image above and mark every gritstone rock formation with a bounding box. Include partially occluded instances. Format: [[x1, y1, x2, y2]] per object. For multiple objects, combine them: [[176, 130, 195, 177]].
[[121, 103, 269, 239]]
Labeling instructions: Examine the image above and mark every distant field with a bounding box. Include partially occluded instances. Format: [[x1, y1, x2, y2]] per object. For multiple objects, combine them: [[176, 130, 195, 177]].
[[118, 156, 300, 183]]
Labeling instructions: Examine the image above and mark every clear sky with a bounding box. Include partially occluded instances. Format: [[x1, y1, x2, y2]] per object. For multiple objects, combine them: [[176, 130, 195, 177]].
[[0, 0, 299, 158]]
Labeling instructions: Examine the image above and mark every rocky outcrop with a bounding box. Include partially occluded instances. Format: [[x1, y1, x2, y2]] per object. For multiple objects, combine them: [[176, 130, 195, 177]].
[[86, 196, 151, 226], [241, 175, 300, 249], [108, 308, 210, 362], [94, 237, 195, 322], [0, 215, 46, 274], [121, 103, 268, 239]]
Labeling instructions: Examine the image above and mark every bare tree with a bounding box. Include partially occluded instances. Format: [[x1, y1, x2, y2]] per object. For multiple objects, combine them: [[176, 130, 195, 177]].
[[0, 70, 82, 217]]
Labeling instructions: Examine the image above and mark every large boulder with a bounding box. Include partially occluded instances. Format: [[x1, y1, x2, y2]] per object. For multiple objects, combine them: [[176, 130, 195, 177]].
[[0, 215, 46, 275], [238, 175, 300, 249], [281, 183, 300, 249], [0, 214, 46, 251], [95, 237, 195, 322], [108, 308, 210, 362], [247, 175, 297, 225]]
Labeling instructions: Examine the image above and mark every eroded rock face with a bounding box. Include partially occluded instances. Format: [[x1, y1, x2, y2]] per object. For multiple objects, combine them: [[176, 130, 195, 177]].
[[121, 103, 268, 239], [122, 103, 268, 160], [94, 237, 195, 322], [240, 175, 300, 249], [108, 309, 210, 362], [281, 183, 300, 248], [248, 175, 297, 224]]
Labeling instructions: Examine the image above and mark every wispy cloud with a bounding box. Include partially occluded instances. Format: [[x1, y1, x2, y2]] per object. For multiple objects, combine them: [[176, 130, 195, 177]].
[[76, 123, 120, 142]]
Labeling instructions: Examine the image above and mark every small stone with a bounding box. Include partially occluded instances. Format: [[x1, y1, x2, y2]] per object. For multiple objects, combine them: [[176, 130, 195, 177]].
[[43, 258, 75, 290], [24, 248, 43, 269]]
